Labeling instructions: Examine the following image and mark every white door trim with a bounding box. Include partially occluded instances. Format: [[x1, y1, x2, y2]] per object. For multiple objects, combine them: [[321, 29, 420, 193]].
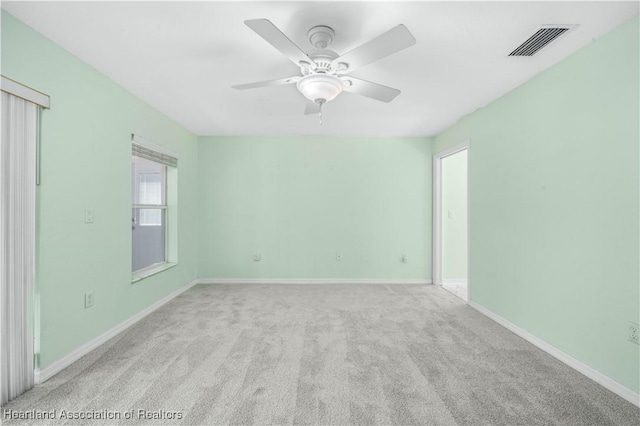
[[432, 140, 470, 300]]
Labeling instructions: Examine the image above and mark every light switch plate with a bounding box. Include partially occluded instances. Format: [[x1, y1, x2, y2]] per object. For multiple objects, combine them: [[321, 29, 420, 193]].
[[85, 208, 95, 223], [85, 292, 94, 308]]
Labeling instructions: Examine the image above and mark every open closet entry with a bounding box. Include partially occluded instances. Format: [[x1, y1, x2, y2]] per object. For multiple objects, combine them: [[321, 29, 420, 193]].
[[433, 141, 469, 302]]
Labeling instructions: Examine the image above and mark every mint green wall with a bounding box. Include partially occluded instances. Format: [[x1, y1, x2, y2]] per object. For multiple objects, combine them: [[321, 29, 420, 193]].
[[198, 137, 432, 280], [442, 150, 468, 280], [435, 17, 639, 393], [1, 12, 199, 369]]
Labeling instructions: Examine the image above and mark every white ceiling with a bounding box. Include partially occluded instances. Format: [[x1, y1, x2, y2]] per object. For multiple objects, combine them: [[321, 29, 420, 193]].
[[3, 1, 638, 137]]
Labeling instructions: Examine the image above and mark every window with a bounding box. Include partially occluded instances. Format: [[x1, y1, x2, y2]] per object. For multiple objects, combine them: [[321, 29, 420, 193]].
[[131, 137, 177, 276], [138, 172, 163, 226]]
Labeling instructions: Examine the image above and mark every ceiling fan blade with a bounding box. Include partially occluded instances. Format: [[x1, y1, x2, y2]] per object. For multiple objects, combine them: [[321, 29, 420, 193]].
[[332, 25, 416, 73], [342, 77, 401, 103], [232, 76, 300, 90], [245, 19, 315, 68], [304, 102, 321, 115]]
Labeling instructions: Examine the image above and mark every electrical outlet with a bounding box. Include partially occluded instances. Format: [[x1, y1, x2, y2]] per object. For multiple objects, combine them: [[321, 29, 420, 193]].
[[629, 322, 639, 344], [84, 292, 94, 309], [253, 252, 261, 262], [336, 253, 342, 261]]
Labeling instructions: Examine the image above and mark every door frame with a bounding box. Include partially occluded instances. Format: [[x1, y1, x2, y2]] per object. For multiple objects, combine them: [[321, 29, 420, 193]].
[[432, 140, 470, 300]]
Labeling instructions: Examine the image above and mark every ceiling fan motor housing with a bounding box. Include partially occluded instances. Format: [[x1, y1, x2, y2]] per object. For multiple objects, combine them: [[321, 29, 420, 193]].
[[301, 49, 339, 75]]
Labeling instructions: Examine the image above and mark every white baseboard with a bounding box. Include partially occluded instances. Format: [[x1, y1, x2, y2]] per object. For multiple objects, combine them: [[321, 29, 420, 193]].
[[198, 278, 432, 285], [34, 278, 198, 384], [442, 279, 467, 285], [469, 301, 640, 408]]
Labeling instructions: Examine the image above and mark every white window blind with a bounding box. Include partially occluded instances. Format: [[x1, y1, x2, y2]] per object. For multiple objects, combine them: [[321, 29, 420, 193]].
[[139, 173, 162, 204], [132, 143, 177, 168]]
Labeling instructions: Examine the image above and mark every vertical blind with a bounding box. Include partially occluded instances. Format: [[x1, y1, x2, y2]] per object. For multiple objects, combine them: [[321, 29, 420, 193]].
[[1, 91, 37, 405]]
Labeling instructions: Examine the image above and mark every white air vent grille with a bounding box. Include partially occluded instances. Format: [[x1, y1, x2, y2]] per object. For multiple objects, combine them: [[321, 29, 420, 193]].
[[509, 27, 571, 56]]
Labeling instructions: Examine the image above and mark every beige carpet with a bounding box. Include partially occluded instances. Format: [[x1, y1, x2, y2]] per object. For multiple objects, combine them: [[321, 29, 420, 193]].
[[2, 284, 638, 425]]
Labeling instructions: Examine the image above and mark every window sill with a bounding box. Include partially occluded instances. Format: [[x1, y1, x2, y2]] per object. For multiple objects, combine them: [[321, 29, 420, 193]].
[[132, 262, 177, 283]]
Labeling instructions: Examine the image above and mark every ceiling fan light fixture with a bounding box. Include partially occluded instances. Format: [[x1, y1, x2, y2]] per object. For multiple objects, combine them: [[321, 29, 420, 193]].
[[296, 74, 344, 103]]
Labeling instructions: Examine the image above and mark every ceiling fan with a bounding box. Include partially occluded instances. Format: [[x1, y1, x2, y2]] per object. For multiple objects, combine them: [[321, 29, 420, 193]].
[[232, 19, 416, 121]]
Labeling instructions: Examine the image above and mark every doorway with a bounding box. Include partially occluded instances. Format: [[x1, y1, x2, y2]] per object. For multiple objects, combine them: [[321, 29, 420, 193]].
[[433, 141, 469, 301]]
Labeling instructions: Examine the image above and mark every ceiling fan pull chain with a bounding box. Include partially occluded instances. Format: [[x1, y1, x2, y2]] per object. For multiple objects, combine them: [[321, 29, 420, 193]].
[[319, 102, 323, 126]]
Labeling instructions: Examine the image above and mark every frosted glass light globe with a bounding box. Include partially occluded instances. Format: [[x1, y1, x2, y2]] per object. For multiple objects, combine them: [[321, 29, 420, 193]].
[[296, 74, 344, 103]]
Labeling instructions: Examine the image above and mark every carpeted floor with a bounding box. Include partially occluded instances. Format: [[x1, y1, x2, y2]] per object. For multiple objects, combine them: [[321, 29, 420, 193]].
[[3, 284, 639, 425], [442, 282, 467, 302]]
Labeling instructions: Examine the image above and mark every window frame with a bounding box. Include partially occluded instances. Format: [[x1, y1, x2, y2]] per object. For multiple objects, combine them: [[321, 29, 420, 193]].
[[131, 135, 178, 282]]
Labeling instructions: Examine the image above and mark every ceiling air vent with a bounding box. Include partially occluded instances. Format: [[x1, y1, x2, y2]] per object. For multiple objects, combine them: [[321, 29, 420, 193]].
[[509, 26, 573, 56]]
